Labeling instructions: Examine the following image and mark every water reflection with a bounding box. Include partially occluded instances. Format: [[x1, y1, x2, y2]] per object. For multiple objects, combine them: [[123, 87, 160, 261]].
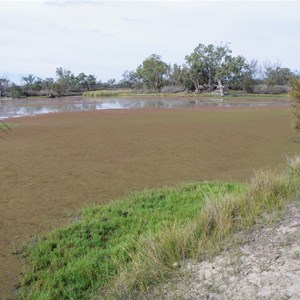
[[0, 96, 289, 120]]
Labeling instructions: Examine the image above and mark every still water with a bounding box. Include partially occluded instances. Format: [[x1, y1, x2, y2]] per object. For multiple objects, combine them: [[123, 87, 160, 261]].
[[0, 96, 289, 120]]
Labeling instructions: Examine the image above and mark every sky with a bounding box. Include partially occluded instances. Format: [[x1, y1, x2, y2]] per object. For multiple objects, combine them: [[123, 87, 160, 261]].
[[1, 0, 300, 83]]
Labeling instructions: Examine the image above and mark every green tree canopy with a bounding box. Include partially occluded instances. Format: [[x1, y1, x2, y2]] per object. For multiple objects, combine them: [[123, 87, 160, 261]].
[[55, 67, 76, 95], [136, 54, 169, 92], [185, 43, 247, 95], [0, 77, 10, 97], [264, 66, 295, 86]]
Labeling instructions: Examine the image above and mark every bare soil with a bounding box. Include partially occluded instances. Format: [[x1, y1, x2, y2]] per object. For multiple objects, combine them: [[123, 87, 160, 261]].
[[0, 106, 299, 299], [160, 201, 300, 300]]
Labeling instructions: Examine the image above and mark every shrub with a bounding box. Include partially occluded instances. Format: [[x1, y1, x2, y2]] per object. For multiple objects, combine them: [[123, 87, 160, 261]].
[[253, 84, 289, 94], [161, 85, 186, 93]]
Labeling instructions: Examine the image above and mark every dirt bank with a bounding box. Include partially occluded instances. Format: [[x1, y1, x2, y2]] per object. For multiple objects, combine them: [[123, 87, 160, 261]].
[[161, 201, 300, 299]]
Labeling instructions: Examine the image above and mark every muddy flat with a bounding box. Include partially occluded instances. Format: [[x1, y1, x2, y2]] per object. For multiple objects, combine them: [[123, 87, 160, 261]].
[[0, 106, 299, 299]]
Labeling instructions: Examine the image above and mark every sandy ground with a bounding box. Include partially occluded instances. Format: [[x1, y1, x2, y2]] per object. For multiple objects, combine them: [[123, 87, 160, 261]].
[[159, 201, 300, 299], [0, 106, 299, 299]]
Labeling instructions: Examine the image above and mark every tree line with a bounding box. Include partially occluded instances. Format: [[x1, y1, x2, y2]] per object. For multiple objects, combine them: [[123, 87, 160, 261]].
[[0, 42, 299, 98]]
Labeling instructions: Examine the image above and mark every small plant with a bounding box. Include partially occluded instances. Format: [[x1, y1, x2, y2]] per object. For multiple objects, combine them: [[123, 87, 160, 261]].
[[0, 121, 16, 140], [292, 251, 300, 260]]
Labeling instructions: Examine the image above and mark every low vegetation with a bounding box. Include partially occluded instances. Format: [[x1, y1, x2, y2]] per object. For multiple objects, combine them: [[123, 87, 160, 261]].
[[19, 182, 242, 299], [0, 122, 17, 139], [83, 89, 136, 97], [83, 89, 291, 99], [19, 155, 300, 299]]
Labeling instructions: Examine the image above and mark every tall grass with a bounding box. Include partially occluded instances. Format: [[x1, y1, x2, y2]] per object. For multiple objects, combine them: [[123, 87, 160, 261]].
[[19, 155, 300, 299], [83, 89, 291, 99], [83, 90, 135, 97]]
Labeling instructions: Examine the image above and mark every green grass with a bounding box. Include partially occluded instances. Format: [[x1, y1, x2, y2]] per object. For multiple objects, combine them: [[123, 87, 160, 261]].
[[83, 89, 290, 100], [0, 122, 17, 138], [0, 122, 17, 130], [19, 183, 242, 299], [83, 89, 136, 97], [19, 155, 300, 300]]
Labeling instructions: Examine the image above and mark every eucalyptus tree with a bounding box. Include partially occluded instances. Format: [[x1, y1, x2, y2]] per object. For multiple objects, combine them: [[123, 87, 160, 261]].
[[9, 83, 23, 98], [41, 78, 55, 94], [85, 75, 97, 91], [185, 43, 247, 95], [264, 66, 295, 86], [121, 70, 139, 89], [55, 67, 76, 95], [136, 54, 169, 92], [168, 64, 184, 86], [239, 59, 260, 92], [76, 73, 97, 91], [22, 74, 43, 94], [184, 45, 209, 93], [0, 77, 10, 97]]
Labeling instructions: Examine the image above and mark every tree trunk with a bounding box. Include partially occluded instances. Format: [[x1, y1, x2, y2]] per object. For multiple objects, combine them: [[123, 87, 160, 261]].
[[193, 80, 202, 94], [217, 79, 224, 96]]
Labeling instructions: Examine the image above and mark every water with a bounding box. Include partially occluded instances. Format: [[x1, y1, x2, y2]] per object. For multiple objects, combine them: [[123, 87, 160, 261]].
[[0, 96, 289, 120]]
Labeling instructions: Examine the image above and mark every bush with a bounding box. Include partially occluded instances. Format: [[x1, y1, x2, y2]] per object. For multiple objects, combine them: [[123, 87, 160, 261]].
[[161, 85, 186, 93], [252, 84, 289, 94]]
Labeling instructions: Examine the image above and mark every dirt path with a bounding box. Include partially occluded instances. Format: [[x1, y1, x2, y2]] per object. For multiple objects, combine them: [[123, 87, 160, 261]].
[[0, 107, 299, 299], [161, 201, 300, 299]]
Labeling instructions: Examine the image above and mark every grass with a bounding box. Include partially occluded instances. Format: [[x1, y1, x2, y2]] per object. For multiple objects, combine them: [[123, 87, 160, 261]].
[[19, 155, 300, 299], [83, 89, 136, 97], [0, 122, 17, 139], [0, 122, 17, 130], [19, 182, 241, 299], [83, 89, 290, 100]]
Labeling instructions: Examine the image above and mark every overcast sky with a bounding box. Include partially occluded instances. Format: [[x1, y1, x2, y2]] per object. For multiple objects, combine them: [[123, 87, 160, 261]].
[[1, 0, 300, 83]]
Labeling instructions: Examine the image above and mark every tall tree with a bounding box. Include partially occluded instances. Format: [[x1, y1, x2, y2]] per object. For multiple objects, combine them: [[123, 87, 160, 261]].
[[240, 59, 260, 92], [121, 70, 139, 89], [55, 67, 76, 95], [168, 64, 184, 86], [185, 43, 247, 95], [264, 65, 295, 86], [0, 77, 10, 97], [75, 73, 96, 91], [41, 78, 55, 93], [86, 75, 97, 91], [136, 54, 169, 92], [22, 74, 43, 94], [185, 45, 210, 93]]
